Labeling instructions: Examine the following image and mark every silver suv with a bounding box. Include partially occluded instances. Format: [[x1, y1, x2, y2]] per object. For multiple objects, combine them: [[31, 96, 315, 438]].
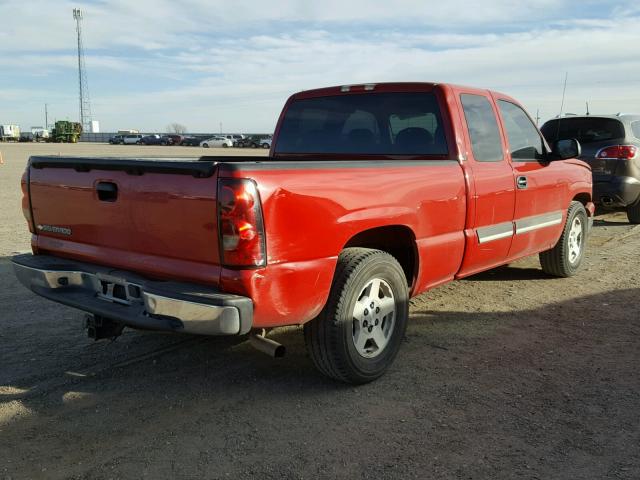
[[123, 134, 144, 145], [542, 114, 640, 223]]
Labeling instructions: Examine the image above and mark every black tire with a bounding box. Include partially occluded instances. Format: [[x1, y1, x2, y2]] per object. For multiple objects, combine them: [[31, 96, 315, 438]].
[[202, 143, 209, 148], [222, 143, 228, 148], [626, 200, 640, 224], [539, 201, 588, 277], [304, 248, 409, 384]]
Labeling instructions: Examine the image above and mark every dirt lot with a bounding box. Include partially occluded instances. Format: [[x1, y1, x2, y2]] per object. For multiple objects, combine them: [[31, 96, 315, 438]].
[[0, 143, 638, 479]]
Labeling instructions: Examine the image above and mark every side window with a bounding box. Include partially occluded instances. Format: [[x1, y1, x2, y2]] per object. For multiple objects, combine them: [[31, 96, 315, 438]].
[[631, 121, 640, 139], [460, 94, 503, 162], [498, 100, 545, 160]]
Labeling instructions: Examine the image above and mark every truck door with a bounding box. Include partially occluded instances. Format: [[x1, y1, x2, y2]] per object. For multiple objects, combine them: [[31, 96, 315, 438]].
[[455, 92, 516, 277], [495, 98, 567, 259]]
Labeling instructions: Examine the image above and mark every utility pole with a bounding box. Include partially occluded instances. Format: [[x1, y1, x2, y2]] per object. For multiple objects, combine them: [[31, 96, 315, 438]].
[[45, 103, 49, 130], [220, 122, 223, 134], [73, 8, 93, 132], [535, 109, 540, 126], [586, 101, 590, 115]]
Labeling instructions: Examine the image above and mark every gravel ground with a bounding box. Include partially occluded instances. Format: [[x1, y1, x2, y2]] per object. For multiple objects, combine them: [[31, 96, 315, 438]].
[[0, 143, 638, 479]]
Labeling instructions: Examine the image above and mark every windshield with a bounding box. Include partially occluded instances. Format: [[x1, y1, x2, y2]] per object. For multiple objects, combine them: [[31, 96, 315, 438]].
[[541, 117, 625, 145], [275, 92, 448, 156]]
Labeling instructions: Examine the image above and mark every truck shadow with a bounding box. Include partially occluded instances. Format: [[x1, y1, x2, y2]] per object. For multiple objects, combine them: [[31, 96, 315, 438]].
[[1, 285, 638, 407], [1, 279, 638, 477], [463, 264, 551, 281]]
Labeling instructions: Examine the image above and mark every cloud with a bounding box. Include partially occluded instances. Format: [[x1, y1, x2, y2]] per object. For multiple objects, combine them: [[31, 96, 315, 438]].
[[1, 1, 639, 130]]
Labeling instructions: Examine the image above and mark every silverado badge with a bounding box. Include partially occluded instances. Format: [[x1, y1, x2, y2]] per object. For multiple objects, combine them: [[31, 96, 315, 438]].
[[37, 224, 72, 236]]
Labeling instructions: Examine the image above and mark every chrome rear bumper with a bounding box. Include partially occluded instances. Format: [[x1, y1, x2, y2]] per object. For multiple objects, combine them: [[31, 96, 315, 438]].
[[12, 254, 252, 336]]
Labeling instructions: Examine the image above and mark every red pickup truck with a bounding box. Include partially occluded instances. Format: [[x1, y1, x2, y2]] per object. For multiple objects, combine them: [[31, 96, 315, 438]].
[[13, 82, 593, 383]]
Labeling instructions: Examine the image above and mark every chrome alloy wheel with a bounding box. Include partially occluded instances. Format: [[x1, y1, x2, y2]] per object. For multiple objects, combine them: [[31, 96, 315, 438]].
[[352, 278, 396, 358], [567, 216, 583, 264]]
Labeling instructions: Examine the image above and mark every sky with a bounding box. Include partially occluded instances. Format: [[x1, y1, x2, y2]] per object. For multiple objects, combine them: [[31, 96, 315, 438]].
[[1, 0, 639, 133]]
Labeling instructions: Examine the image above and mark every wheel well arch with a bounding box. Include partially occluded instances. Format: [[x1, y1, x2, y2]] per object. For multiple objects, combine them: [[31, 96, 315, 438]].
[[572, 192, 592, 213], [342, 225, 418, 288]]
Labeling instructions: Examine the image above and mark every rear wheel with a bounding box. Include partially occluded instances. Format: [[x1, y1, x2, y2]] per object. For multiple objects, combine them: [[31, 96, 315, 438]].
[[222, 143, 229, 148], [539, 201, 587, 277], [304, 248, 409, 384], [626, 200, 640, 224]]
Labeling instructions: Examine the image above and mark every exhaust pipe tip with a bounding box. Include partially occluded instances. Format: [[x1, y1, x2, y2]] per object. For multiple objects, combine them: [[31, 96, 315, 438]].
[[249, 333, 286, 358]]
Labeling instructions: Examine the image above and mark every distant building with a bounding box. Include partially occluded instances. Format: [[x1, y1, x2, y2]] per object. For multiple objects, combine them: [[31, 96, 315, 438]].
[[90, 120, 100, 133]]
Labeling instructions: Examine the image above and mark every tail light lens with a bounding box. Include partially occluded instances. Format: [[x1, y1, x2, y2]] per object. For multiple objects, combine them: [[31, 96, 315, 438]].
[[596, 145, 638, 159], [21, 168, 35, 233], [217, 178, 266, 267]]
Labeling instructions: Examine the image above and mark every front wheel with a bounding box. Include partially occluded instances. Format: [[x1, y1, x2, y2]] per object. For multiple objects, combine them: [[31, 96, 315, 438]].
[[202, 143, 209, 148], [304, 248, 409, 384], [626, 200, 640, 224], [539, 201, 587, 277]]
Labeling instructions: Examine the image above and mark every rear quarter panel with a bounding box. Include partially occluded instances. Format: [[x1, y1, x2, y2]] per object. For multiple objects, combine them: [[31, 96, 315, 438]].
[[218, 161, 467, 327]]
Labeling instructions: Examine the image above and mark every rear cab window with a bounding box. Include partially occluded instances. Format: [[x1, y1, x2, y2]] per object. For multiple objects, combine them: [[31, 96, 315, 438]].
[[274, 92, 448, 156], [541, 117, 625, 144]]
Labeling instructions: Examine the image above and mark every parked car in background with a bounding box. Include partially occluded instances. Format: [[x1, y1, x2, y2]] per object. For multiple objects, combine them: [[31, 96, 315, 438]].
[[165, 134, 184, 145], [180, 136, 203, 146], [123, 134, 144, 144], [541, 114, 640, 223], [200, 136, 233, 148], [140, 135, 172, 145], [109, 135, 124, 145], [234, 135, 263, 148], [220, 134, 244, 142], [260, 137, 272, 149]]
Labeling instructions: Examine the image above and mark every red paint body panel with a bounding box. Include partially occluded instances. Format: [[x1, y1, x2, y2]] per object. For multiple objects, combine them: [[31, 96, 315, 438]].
[[23, 82, 593, 330], [30, 168, 222, 284], [217, 162, 467, 326]]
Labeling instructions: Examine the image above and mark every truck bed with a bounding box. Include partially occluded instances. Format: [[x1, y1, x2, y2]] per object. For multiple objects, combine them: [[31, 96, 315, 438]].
[[25, 154, 467, 326]]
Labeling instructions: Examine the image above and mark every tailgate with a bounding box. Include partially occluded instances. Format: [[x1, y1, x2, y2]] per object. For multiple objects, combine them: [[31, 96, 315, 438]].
[[28, 157, 222, 286]]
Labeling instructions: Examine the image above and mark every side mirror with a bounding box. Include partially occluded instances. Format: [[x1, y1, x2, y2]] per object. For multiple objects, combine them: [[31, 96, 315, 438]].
[[552, 138, 581, 160]]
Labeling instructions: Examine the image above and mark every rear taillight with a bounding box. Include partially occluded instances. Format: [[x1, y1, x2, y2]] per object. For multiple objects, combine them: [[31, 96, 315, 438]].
[[596, 145, 638, 160], [21, 168, 35, 233], [217, 178, 266, 267]]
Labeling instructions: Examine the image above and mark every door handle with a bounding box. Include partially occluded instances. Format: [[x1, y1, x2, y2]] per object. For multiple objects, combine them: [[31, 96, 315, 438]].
[[517, 176, 527, 189], [96, 182, 118, 202]]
